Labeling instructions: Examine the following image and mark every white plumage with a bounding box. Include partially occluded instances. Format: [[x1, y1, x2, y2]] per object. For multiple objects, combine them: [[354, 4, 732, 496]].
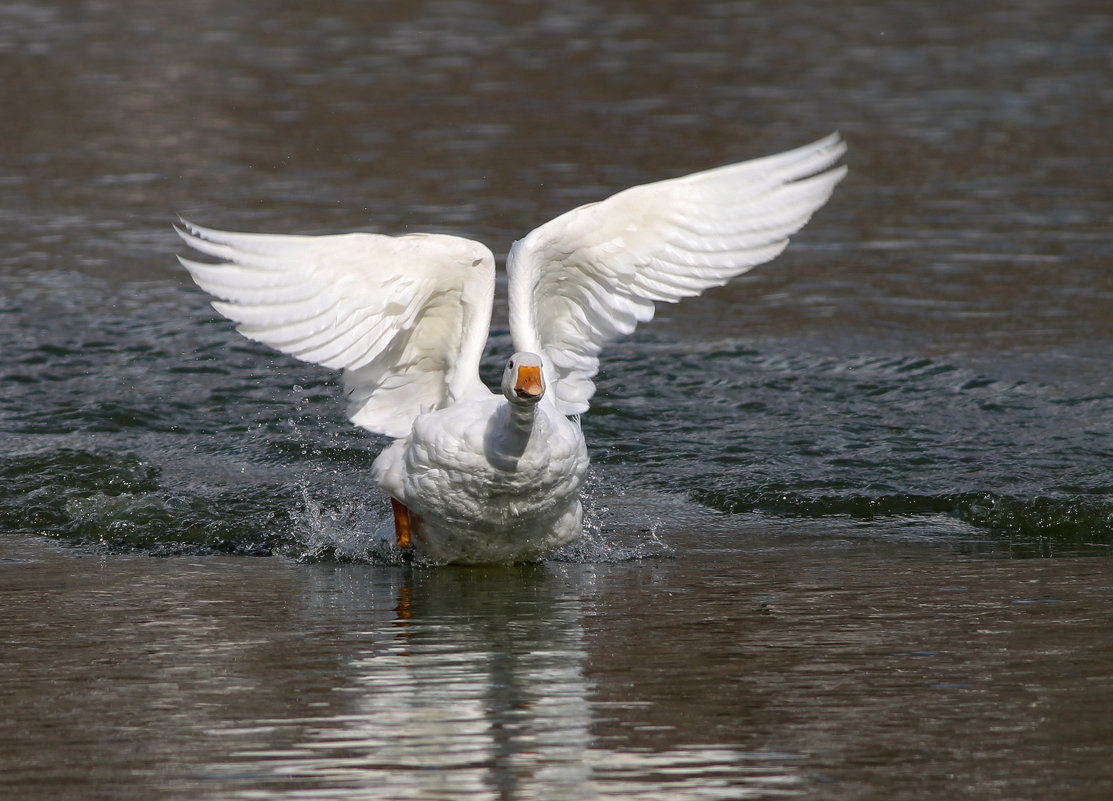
[[177, 133, 847, 564]]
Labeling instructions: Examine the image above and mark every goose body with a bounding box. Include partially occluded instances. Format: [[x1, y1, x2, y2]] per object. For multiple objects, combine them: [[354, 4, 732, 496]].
[[177, 134, 846, 564], [373, 366, 589, 564]]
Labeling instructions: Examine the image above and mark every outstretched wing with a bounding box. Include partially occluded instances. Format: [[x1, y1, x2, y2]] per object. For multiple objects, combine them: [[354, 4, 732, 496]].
[[507, 133, 847, 415], [177, 222, 496, 438]]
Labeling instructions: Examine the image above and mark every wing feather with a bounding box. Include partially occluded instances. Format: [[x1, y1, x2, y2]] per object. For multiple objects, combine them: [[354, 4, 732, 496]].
[[508, 133, 847, 414], [177, 221, 496, 438]]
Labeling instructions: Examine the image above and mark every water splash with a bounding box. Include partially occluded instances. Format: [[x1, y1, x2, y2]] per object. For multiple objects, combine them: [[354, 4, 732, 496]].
[[293, 485, 407, 565], [291, 479, 676, 567]]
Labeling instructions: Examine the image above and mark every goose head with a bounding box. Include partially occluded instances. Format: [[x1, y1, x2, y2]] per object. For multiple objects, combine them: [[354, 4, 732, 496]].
[[501, 352, 545, 405]]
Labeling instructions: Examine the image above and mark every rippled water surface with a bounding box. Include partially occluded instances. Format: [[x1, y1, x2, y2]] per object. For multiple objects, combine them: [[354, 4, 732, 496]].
[[2, 0, 1113, 798]]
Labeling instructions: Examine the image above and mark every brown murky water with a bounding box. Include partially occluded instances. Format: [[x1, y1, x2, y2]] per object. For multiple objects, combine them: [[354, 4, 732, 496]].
[[3, 529, 1112, 800], [2, 0, 1112, 798]]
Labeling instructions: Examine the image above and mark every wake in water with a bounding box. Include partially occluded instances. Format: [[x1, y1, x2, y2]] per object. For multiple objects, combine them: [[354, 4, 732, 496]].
[[2, 269, 1109, 560]]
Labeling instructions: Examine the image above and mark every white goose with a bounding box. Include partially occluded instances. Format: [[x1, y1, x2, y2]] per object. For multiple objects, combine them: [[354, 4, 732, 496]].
[[177, 134, 846, 564]]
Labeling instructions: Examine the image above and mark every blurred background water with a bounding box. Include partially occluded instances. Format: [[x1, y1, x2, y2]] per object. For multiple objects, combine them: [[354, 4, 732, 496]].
[[2, 1, 1112, 799]]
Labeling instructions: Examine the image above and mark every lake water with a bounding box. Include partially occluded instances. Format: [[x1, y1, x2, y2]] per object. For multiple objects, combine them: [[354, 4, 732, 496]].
[[2, 1, 1112, 799]]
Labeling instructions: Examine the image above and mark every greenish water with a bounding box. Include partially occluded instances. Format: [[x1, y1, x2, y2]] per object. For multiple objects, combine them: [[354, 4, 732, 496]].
[[3, 272, 1110, 557]]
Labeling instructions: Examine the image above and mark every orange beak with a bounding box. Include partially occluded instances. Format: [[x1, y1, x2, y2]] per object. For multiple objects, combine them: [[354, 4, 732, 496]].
[[514, 365, 544, 399]]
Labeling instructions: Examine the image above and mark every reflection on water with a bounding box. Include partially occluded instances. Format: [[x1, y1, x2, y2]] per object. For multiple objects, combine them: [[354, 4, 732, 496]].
[[0, 539, 811, 801], [203, 566, 800, 800], [3, 534, 1111, 800], [230, 568, 597, 800]]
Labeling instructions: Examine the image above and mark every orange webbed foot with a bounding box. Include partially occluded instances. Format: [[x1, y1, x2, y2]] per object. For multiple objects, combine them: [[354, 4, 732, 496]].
[[391, 498, 412, 549]]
